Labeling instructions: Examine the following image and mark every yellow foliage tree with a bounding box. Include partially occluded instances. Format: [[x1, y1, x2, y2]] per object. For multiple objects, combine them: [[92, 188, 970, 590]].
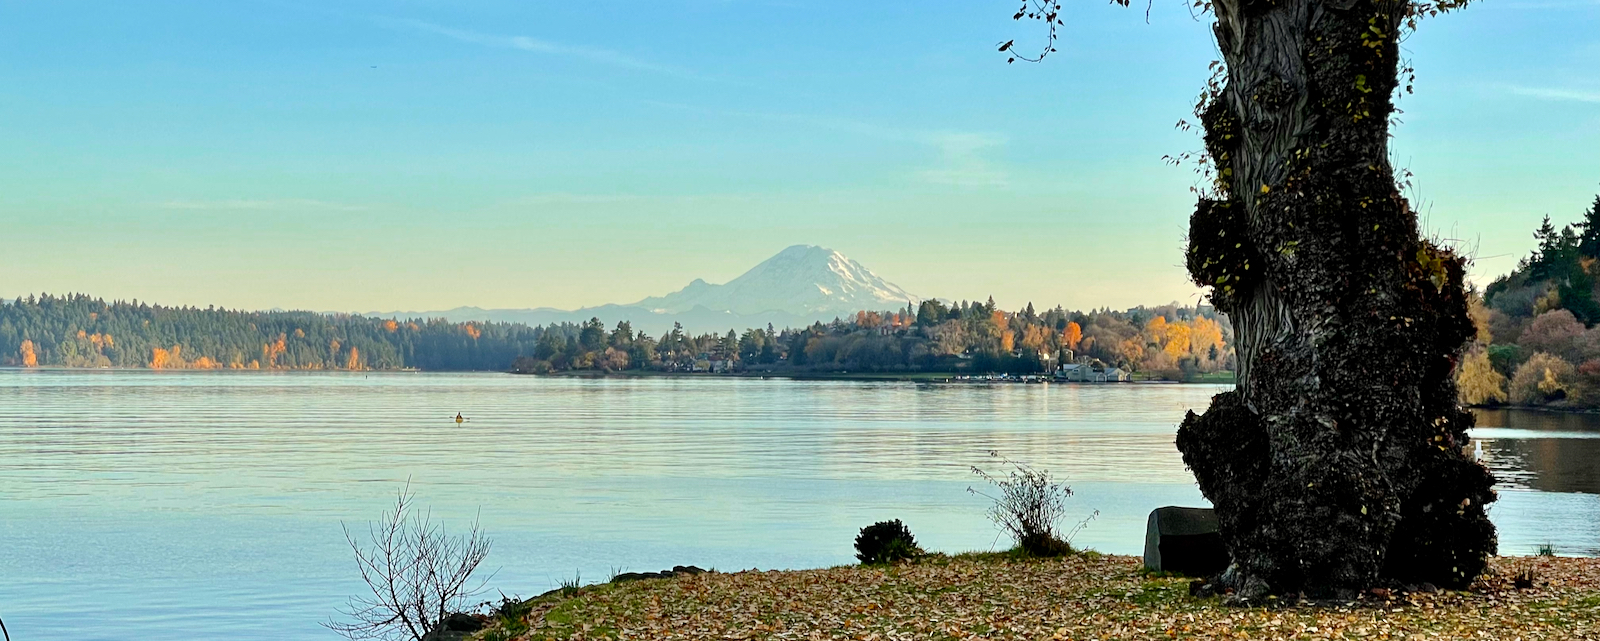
[[150, 345, 188, 369], [1456, 348, 1508, 406], [1467, 293, 1493, 345], [262, 334, 287, 368], [1020, 325, 1050, 352], [20, 339, 38, 367], [1162, 322, 1192, 360], [1189, 317, 1225, 361], [1510, 352, 1575, 406], [1116, 337, 1145, 365]]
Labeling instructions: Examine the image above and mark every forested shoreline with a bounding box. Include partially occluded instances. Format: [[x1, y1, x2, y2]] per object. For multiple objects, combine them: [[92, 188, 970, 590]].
[[507, 298, 1234, 380], [1, 294, 1236, 380], [0, 294, 542, 371], [1458, 193, 1600, 409]]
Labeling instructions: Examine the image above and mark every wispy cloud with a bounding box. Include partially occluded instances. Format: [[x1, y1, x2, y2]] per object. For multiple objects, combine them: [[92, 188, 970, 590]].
[[644, 101, 1011, 188], [382, 18, 704, 79], [644, 100, 923, 142], [1503, 85, 1600, 104], [157, 199, 370, 212], [914, 132, 1009, 188]]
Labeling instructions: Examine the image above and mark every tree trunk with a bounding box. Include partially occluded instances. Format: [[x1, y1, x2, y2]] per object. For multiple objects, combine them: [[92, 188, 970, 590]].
[[1177, 0, 1497, 600]]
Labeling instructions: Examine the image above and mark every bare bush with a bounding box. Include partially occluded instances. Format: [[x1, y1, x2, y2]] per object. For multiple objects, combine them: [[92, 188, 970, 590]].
[[325, 486, 493, 641], [968, 451, 1096, 556]]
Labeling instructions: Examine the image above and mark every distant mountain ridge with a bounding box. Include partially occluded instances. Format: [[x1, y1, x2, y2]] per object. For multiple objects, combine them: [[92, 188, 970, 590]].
[[632, 245, 921, 315], [366, 245, 922, 335]]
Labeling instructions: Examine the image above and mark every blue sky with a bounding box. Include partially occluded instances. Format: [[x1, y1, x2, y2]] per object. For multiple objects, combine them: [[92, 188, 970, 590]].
[[2, 0, 1596, 313]]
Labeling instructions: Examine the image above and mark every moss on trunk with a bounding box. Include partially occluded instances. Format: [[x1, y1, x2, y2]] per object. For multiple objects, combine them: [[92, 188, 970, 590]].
[[1177, 0, 1497, 600]]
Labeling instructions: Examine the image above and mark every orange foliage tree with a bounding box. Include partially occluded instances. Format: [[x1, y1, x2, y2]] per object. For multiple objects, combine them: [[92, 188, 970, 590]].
[[1062, 322, 1082, 352]]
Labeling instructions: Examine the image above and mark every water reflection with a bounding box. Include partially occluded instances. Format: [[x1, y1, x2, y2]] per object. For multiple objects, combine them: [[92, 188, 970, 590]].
[[0, 371, 1595, 641], [1473, 409, 1600, 494], [1471, 408, 1600, 557]]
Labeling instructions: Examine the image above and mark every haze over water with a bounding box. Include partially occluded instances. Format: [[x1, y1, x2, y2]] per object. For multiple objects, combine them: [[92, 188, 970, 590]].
[[1, 370, 1594, 640]]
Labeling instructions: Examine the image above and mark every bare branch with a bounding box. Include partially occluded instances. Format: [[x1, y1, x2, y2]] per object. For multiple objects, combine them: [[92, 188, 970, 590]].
[[324, 484, 492, 641]]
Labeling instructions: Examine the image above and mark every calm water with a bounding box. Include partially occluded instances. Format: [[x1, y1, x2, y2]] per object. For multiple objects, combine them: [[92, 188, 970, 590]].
[[1, 370, 1595, 640]]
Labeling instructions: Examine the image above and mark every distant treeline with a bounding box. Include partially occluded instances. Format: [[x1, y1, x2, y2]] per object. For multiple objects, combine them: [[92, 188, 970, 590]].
[[1459, 192, 1600, 408], [2, 293, 1236, 379], [0, 294, 542, 371], [511, 298, 1235, 380]]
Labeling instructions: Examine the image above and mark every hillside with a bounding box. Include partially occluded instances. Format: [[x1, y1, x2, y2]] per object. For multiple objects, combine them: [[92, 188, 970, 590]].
[[1461, 193, 1600, 407]]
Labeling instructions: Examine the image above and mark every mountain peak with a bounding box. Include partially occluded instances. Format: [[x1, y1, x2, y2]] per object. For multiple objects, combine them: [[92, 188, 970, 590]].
[[775, 244, 835, 257], [632, 246, 920, 316]]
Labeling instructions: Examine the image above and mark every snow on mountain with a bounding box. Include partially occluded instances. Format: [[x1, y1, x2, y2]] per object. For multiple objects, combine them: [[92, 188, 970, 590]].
[[365, 245, 922, 334], [630, 245, 921, 316]]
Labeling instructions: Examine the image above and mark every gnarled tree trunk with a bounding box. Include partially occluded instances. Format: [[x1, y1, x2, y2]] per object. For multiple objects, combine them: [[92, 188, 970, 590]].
[[1177, 0, 1497, 600]]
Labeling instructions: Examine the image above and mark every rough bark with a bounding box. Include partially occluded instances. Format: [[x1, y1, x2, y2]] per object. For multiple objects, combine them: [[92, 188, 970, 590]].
[[1177, 0, 1497, 600]]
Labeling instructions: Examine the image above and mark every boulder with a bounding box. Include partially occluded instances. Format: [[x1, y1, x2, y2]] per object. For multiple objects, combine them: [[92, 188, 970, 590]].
[[420, 612, 486, 641], [610, 565, 709, 584], [1144, 506, 1229, 577]]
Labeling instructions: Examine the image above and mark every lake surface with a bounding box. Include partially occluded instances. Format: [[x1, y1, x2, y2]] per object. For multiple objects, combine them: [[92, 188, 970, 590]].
[[1, 370, 1596, 640]]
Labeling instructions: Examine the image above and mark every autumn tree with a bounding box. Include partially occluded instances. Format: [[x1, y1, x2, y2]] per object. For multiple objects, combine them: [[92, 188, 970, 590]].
[[1007, 0, 1495, 597], [1509, 352, 1575, 406], [1457, 348, 1507, 406], [1061, 321, 1083, 352], [19, 339, 38, 367]]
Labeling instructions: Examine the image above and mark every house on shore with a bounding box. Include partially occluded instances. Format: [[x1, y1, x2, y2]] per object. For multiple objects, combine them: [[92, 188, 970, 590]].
[[1057, 362, 1130, 382]]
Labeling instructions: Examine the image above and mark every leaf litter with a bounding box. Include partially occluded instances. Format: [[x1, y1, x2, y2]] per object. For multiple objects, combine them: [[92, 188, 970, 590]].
[[483, 554, 1600, 640]]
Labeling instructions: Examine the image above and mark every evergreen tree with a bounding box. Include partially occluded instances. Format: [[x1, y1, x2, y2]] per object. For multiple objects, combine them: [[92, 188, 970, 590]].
[[1579, 194, 1600, 259]]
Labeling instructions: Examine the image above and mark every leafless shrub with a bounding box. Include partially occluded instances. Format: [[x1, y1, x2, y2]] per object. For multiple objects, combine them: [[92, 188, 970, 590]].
[[1514, 564, 1539, 589], [969, 451, 1096, 556], [324, 485, 493, 641]]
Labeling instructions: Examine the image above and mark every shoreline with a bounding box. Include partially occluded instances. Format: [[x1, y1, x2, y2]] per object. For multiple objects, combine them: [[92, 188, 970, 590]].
[[475, 552, 1600, 640], [520, 369, 1239, 384]]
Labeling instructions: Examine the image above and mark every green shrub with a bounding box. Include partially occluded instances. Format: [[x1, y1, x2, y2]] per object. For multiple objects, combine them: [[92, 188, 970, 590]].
[[855, 519, 922, 565]]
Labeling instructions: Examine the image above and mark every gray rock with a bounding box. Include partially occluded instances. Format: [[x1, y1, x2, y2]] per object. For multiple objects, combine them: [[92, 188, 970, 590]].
[[611, 565, 709, 583], [1143, 506, 1229, 577], [420, 612, 485, 641]]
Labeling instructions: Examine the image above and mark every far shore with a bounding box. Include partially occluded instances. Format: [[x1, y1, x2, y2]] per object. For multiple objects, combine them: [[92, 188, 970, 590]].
[[519, 368, 1239, 384]]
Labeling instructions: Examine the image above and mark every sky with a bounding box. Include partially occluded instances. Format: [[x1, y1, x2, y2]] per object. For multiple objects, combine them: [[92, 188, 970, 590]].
[[2, 0, 1597, 313]]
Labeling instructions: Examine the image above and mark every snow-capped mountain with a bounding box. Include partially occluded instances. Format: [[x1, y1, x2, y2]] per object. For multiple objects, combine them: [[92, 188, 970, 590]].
[[365, 245, 923, 334], [631, 245, 921, 316]]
